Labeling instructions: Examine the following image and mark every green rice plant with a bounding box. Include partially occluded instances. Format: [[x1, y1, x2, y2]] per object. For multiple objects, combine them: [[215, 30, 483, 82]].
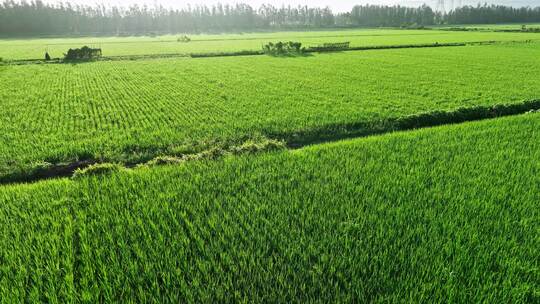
[[0, 113, 538, 302]]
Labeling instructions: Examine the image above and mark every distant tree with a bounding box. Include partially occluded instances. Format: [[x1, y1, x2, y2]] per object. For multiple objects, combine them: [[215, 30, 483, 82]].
[[64, 46, 102, 61], [0, 1, 539, 36], [177, 35, 191, 42], [263, 41, 304, 55]]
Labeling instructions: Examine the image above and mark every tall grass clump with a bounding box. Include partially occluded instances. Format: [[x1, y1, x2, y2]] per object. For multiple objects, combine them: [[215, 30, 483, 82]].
[[72, 163, 124, 179]]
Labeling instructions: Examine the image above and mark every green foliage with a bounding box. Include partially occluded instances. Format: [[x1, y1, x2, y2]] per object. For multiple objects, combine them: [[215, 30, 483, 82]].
[[263, 41, 304, 55], [177, 35, 191, 43], [72, 163, 124, 179], [64, 46, 102, 61], [0, 114, 538, 301]]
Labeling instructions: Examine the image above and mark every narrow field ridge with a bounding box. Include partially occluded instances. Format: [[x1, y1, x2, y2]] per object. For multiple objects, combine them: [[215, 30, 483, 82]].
[[2, 100, 538, 186]]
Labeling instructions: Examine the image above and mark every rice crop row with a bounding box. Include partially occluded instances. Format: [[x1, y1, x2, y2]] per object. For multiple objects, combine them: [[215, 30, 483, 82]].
[[1, 42, 540, 182], [1, 29, 540, 60], [0, 113, 538, 302]]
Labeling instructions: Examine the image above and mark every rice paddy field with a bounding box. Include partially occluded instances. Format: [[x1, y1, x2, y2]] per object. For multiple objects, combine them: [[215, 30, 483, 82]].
[[1, 28, 540, 60], [0, 113, 539, 302], [0, 28, 539, 301], [2, 42, 540, 181]]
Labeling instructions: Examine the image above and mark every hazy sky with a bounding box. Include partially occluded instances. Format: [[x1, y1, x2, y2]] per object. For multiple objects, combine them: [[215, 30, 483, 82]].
[[42, 1, 538, 13]]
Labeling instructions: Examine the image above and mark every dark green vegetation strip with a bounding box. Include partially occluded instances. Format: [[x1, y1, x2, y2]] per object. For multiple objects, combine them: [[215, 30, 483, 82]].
[[0, 113, 538, 302]]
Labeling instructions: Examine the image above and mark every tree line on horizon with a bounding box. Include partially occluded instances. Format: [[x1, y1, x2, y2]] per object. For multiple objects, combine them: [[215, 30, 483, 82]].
[[1, 1, 540, 36]]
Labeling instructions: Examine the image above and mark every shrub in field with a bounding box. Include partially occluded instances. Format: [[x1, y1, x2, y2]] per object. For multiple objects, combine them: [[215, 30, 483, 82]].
[[64, 46, 102, 61], [72, 163, 124, 179], [263, 41, 304, 55], [177, 35, 191, 43], [45, 52, 51, 61]]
